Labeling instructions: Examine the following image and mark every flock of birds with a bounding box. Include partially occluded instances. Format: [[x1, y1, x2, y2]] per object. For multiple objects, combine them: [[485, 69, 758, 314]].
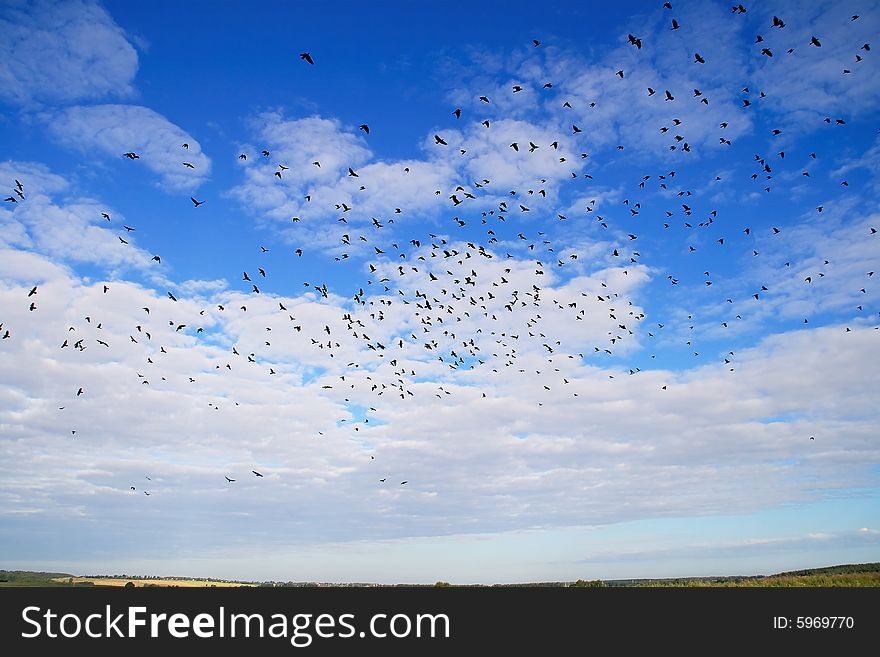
[[3, 3, 877, 498]]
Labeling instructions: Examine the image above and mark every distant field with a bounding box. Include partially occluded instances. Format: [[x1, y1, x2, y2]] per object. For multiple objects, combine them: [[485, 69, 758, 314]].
[[2, 563, 878, 587], [0, 571, 254, 588], [629, 571, 880, 587], [50, 577, 255, 588], [624, 562, 880, 587]]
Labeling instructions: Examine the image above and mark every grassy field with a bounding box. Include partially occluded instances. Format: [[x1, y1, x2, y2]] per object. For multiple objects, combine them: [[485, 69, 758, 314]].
[[604, 563, 880, 587], [0, 571, 79, 587], [627, 571, 880, 587]]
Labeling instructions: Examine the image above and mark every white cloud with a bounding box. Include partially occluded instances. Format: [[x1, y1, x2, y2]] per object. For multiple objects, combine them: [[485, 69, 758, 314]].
[[48, 105, 211, 191], [445, 2, 755, 161], [746, 0, 880, 127], [0, 0, 138, 106], [0, 161, 161, 275], [0, 240, 877, 552]]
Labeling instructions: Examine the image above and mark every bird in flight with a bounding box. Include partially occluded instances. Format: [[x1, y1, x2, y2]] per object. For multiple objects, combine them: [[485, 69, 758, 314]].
[[252, 470, 264, 477], [191, 197, 205, 207], [225, 476, 235, 482], [300, 52, 314, 64]]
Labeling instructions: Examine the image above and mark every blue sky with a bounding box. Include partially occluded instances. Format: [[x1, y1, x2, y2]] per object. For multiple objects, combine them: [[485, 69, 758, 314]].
[[0, 0, 878, 584]]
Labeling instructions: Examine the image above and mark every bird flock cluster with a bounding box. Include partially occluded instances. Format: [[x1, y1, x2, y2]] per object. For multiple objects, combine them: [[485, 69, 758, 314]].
[[3, 3, 877, 499]]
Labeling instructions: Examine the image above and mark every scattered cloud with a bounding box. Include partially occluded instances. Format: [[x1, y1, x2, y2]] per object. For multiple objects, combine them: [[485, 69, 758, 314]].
[[47, 105, 211, 191], [0, 0, 138, 107]]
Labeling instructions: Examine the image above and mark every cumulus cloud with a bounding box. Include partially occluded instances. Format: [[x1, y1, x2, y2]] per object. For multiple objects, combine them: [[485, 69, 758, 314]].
[[48, 105, 211, 191], [1, 236, 878, 561], [0, 0, 138, 106], [0, 160, 155, 273]]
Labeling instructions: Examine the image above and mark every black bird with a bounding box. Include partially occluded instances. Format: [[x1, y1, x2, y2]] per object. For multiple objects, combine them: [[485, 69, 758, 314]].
[[191, 197, 205, 207], [359, 124, 369, 134], [225, 476, 235, 482], [253, 470, 264, 477], [300, 52, 314, 64], [434, 135, 447, 145]]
